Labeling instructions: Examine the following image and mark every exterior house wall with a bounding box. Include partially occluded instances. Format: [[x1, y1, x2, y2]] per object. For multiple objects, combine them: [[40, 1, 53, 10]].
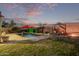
[[66, 23, 79, 33], [41, 23, 79, 34], [54, 23, 79, 34]]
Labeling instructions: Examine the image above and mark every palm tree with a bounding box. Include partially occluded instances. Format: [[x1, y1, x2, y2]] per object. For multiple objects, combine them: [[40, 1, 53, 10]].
[[0, 11, 4, 36]]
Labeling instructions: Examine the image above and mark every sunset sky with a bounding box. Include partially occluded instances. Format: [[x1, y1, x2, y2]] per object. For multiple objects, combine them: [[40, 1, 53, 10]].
[[0, 3, 79, 24]]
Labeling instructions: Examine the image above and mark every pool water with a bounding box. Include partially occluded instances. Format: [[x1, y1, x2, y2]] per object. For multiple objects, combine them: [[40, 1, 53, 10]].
[[23, 34, 39, 41], [22, 34, 49, 41], [23, 34, 37, 38]]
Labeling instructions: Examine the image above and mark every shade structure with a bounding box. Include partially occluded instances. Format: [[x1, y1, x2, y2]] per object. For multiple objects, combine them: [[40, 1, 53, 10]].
[[19, 25, 38, 33], [20, 25, 33, 29]]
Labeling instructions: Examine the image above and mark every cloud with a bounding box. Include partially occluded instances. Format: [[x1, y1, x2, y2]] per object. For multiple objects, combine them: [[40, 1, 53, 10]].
[[1, 3, 58, 21], [27, 9, 41, 17], [3, 3, 18, 10], [26, 3, 58, 17], [20, 4, 43, 17], [44, 20, 53, 24], [2, 3, 58, 17], [22, 20, 36, 24], [47, 3, 58, 8]]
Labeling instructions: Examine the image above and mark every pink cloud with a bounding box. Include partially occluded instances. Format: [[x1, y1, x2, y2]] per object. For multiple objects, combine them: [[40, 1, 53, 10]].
[[26, 7, 42, 17], [22, 20, 36, 24], [12, 13, 22, 20], [15, 17, 21, 20], [26, 3, 58, 17]]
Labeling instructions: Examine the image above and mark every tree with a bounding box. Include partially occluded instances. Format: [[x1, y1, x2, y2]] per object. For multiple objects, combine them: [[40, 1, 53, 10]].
[[7, 20, 16, 33], [2, 21, 9, 27], [0, 11, 4, 36], [9, 20, 16, 28]]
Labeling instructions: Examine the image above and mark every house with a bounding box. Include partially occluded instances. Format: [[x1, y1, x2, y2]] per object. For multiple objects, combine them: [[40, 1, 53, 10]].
[[54, 22, 79, 37]]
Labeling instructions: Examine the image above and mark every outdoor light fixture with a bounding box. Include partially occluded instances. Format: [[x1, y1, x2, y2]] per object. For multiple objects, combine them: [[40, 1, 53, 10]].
[[53, 31, 56, 33], [61, 32, 64, 34]]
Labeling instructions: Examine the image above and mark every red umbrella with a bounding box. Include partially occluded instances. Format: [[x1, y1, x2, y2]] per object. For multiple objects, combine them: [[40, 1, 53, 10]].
[[20, 25, 33, 29]]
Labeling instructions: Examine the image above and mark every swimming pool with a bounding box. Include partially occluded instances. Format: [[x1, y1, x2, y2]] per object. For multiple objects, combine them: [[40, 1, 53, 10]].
[[23, 34, 39, 41], [23, 34, 49, 41], [23, 34, 37, 38]]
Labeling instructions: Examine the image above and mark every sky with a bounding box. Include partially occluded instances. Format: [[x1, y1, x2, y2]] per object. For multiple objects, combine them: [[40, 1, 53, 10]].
[[0, 3, 79, 24]]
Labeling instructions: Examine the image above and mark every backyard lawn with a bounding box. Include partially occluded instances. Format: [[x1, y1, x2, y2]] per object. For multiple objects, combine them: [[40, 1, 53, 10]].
[[0, 39, 79, 56]]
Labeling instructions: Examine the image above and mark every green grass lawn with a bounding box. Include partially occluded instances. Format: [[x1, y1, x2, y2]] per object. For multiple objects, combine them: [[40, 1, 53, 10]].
[[0, 39, 79, 56]]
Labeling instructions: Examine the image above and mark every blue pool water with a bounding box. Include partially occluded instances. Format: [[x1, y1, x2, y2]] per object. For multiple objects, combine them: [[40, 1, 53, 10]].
[[22, 34, 49, 41], [23, 34, 37, 38], [23, 34, 39, 41]]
